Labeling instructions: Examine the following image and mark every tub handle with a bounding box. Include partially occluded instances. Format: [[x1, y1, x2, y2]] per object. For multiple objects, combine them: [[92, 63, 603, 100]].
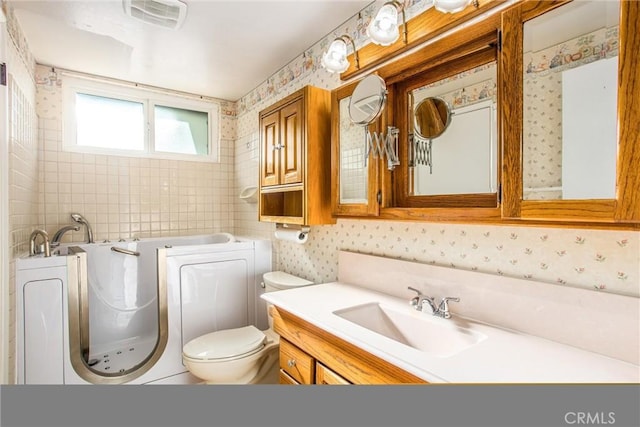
[[111, 246, 140, 257]]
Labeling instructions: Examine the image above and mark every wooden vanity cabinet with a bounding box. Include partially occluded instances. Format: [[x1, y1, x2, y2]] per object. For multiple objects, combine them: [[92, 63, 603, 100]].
[[259, 86, 335, 226], [271, 306, 426, 385]]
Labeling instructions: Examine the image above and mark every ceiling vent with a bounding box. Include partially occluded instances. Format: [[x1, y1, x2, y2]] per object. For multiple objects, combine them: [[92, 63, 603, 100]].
[[123, 0, 187, 30]]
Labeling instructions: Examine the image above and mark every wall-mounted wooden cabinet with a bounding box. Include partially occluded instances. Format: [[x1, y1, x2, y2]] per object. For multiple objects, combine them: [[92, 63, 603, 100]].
[[259, 86, 335, 226]]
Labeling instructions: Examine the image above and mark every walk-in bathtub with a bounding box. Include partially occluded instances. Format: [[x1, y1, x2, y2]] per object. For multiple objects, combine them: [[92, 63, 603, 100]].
[[16, 234, 272, 384]]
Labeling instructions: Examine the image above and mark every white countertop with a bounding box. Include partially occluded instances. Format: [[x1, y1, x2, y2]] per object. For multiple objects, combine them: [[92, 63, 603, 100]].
[[262, 282, 640, 383]]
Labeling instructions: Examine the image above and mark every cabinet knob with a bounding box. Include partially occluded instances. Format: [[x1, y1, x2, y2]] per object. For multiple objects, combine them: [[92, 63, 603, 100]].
[[287, 359, 296, 368]]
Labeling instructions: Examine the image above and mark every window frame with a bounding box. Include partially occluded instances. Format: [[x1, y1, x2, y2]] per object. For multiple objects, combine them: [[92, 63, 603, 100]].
[[63, 76, 220, 162]]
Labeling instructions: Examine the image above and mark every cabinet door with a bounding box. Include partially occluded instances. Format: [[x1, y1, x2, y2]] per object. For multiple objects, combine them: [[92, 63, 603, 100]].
[[261, 110, 280, 187], [316, 363, 350, 385], [279, 99, 304, 185], [501, 0, 640, 223], [331, 81, 380, 216]]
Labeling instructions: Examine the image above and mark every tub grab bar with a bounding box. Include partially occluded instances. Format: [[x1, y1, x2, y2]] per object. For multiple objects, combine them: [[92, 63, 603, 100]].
[[111, 246, 140, 257]]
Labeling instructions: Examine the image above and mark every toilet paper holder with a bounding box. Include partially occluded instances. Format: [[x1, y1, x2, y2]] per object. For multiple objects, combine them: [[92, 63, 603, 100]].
[[275, 223, 310, 243]]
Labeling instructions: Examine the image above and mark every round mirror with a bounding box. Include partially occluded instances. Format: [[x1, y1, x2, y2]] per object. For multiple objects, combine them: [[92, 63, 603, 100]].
[[349, 74, 387, 125], [414, 97, 451, 139]]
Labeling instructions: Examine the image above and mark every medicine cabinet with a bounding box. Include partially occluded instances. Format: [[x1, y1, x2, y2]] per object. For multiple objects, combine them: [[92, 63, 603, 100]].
[[332, 12, 503, 222], [501, 0, 639, 225], [331, 0, 639, 228]]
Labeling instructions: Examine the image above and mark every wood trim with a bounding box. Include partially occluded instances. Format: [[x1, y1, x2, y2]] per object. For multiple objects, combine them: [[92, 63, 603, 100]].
[[380, 206, 502, 222], [272, 306, 427, 384], [614, 0, 640, 222], [339, 0, 506, 80], [279, 370, 299, 385], [499, 3, 523, 219], [304, 86, 335, 225], [520, 200, 617, 222], [380, 16, 502, 85], [316, 363, 350, 385]]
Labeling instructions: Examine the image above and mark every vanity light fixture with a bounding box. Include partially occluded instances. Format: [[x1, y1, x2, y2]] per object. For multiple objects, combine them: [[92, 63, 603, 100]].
[[433, 0, 478, 14], [367, 1, 408, 46], [321, 35, 360, 73]]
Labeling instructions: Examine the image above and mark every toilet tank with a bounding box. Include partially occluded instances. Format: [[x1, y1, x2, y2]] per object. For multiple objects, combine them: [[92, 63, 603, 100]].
[[262, 271, 313, 328], [263, 271, 313, 293]]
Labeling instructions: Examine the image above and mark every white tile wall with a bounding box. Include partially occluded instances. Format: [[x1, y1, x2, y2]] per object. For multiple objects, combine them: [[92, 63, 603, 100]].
[[5, 5, 39, 383], [34, 65, 235, 243]]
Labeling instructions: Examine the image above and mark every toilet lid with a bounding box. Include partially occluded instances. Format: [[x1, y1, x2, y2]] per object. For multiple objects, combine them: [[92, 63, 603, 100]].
[[183, 325, 266, 360]]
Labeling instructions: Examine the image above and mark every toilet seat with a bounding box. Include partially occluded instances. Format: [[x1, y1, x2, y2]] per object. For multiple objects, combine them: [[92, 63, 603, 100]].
[[183, 325, 266, 362]]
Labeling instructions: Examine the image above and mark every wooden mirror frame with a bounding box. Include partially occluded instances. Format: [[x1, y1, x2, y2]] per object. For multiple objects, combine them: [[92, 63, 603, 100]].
[[501, 0, 640, 225], [331, 80, 383, 217], [394, 46, 499, 209]]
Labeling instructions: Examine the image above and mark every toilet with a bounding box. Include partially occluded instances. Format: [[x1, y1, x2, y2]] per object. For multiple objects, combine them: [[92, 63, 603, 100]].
[[182, 271, 313, 384]]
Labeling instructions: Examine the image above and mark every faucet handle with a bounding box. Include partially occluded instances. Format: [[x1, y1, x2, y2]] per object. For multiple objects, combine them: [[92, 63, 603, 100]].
[[407, 287, 422, 309], [438, 297, 460, 319]]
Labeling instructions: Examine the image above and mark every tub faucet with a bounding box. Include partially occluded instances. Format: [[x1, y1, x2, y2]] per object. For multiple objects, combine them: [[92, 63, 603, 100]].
[[70, 213, 94, 244], [51, 224, 81, 247], [29, 229, 51, 257]]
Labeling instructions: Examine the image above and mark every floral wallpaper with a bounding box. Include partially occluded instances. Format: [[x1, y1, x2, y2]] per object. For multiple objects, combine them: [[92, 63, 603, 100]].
[[414, 62, 497, 109], [523, 26, 619, 199], [278, 219, 639, 298]]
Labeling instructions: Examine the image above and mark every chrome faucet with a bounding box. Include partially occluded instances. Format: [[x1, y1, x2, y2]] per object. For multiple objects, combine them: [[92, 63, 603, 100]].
[[408, 286, 437, 312], [408, 287, 460, 319], [70, 213, 94, 243], [29, 229, 51, 257], [51, 225, 81, 247]]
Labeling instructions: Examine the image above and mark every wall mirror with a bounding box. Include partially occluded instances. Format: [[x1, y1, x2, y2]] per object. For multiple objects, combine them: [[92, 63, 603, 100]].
[[396, 45, 499, 207], [522, 0, 620, 201], [349, 74, 387, 125], [340, 94, 369, 204]]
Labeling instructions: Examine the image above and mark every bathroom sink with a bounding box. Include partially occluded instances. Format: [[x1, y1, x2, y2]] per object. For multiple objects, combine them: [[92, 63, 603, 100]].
[[333, 302, 487, 358]]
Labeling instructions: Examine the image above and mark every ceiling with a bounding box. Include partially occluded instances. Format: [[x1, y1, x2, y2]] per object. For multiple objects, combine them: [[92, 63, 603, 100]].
[[9, 0, 373, 101]]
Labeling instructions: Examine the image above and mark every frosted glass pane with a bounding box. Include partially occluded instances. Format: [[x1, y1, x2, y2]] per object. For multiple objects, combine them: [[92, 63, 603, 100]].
[[76, 93, 144, 151], [154, 105, 209, 155]]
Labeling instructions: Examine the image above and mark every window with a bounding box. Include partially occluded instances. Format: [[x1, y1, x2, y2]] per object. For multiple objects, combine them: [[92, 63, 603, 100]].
[[63, 77, 219, 161]]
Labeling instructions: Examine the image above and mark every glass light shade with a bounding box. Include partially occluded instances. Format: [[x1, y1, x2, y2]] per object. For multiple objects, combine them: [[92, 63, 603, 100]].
[[367, 4, 400, 46], [321, 38, 350, 73], [434, 0, 473, 14]]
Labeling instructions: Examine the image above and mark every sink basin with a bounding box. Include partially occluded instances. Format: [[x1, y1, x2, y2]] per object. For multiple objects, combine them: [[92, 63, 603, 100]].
[[333, 302, 487, 358]]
